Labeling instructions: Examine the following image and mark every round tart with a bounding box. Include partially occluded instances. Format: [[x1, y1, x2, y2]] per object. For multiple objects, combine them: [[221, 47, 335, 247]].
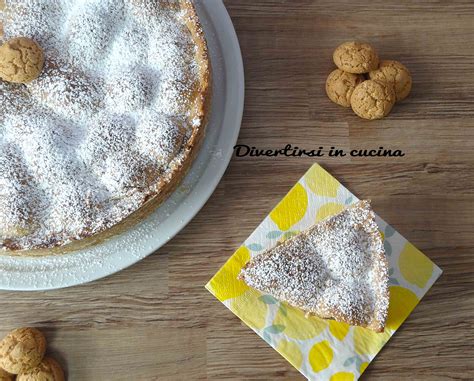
[[0, 0, 211, 253]]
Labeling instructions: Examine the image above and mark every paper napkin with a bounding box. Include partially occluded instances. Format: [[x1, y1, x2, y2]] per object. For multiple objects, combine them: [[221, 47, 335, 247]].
[[206, 163, 442, 380]]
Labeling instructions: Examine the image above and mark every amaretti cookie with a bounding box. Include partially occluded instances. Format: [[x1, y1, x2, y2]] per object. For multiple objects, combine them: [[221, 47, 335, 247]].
[[0, 37, 44, 83], [333, 41, 379, 74], [350, 80, 396, 120], [0, 328, 46, 374], [369, 59, 412, 101], [326, 69, 365, 107], [17, 357, 65, 381]]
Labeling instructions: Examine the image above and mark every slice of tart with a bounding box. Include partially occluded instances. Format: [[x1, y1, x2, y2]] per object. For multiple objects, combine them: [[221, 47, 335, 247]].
[[238, 200, 389, 332]]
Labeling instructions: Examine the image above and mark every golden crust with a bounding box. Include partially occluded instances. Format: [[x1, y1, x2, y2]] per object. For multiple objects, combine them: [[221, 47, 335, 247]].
[[2, 0, 211, 256]]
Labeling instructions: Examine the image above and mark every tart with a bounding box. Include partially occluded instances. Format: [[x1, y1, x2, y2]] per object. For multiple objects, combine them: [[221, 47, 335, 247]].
[[0, 0, 211, 253], [239, 200, 389, 332]]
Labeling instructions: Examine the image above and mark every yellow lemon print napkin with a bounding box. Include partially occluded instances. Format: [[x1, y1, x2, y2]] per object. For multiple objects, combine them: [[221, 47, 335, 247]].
[[206, 163, 442, 380]]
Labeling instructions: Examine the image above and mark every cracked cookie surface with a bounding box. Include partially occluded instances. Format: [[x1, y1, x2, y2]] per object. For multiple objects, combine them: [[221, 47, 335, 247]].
[[0, 37, 44, 83], [369, 59, 412, 101], [17, 357, 65, 381], [0, 328, 46, 374], [333, 41, 379, 74], [326, 69, 365, 107], [350, 80, 395, 120]]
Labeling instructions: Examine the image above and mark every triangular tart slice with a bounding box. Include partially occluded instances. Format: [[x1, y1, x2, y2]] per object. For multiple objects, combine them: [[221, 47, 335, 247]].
[[238, 200, 389, 332]]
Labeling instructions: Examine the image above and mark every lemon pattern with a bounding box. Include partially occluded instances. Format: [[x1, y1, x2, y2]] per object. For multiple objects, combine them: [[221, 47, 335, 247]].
[[277, 340, 303, 369], [330, 372, 355, 381], [273, 304, 327, 340], [386, 286, 419, 331], [231, 289, 267, 330], [316, 202, 345, 222], [399, 242, 434, 288], [329, 321, 350, 341], [206, 164, 442, 381], [304, 164, 340, 197], [208, 246, 250, 301], [309, 340, 333, 373], [353, 326, 391, 356], [270, 183, 308, 231]]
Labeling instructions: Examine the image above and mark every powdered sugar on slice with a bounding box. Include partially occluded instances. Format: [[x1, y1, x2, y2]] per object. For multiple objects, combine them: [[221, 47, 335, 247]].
[[239, 200, 389, 331]]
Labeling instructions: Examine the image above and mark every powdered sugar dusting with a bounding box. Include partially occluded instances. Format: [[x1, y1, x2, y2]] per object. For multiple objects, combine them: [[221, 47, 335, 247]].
[[0, 0, 206, 251], [239, 200, 389, 331]]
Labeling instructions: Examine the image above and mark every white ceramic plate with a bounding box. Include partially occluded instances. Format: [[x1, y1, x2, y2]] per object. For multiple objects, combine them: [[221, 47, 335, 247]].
[[0, 0, 244, 291]]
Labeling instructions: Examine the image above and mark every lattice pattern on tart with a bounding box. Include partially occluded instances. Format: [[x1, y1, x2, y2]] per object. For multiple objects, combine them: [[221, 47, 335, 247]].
[[0, 0, 209, 251]]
